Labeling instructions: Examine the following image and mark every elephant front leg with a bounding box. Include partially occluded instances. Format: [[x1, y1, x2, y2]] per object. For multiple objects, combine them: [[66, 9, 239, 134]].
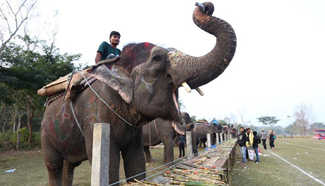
[[121, 136, 145, 182], [144, 146, 152, 162], [108, 143, 121, 185]]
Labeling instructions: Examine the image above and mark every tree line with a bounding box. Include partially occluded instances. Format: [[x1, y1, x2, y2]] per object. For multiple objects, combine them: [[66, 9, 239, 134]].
[[0, 0, 80, 151]]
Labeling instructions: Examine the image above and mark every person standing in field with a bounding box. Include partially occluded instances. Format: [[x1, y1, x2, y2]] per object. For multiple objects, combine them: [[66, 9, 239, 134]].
[[261, 130, 268, 150], [178, 134, 186, 158], [238, 127, 248, 164], [253, 131, 261, 163], [246, 128, 254, 160], [269, 130, 276, 149]]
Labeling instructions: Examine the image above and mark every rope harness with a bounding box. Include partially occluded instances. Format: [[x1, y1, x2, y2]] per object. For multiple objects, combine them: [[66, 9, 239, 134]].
[[79, 72, 135, 127], [63, 68, 136, 136]]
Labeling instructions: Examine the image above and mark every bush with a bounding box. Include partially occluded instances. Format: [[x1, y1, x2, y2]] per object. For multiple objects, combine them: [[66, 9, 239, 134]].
[[0, 128, 41, 151]]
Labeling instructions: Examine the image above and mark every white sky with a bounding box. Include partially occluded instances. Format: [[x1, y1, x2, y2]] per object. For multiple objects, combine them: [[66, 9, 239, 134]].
[[31, 0, 325, 127]]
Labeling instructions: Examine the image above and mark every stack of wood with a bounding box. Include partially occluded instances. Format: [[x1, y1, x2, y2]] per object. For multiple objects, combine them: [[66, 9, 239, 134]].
[[123, 139, 237, 186]]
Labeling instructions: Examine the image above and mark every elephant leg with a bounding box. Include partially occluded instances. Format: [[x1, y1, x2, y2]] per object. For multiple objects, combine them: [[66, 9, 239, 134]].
[[121, 135, 145, 182], [43, 150, 64, 186], [212, 133, 216, 145], [144, 146, 152, 162], [162, 137, 174, 163], [202, 138, 207, 148], [42, 138, 63, 186], [109, 142, 121, 184], [62, 160, 81, 186]]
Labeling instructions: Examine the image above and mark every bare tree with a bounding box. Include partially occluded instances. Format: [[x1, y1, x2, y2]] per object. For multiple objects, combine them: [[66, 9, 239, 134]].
[[294, 104, 312, 136], [0, 0, 38, 54]]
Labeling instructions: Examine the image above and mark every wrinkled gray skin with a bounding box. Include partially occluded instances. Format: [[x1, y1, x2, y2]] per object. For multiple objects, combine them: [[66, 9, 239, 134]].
[[41, 2, 236, 186], [143, 113, 193, 163]]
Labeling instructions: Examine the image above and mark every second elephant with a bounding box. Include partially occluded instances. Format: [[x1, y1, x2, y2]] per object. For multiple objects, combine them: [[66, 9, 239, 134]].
[[143, 113, 194, 163]]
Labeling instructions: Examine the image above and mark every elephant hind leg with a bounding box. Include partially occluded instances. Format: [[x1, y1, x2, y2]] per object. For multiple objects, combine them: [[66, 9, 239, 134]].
[[144, 146, 152, 162], [62, 160, 81, 186]]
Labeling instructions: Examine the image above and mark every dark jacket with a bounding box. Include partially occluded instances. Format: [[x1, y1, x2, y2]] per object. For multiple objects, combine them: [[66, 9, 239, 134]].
[[253, 131, 261, 148], [179, 135, 186, 145], [270, 134, 275, 141], [238, 131, 248, 147]]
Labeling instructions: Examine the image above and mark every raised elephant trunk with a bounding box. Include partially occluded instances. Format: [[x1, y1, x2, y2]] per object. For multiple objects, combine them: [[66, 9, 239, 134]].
[[168, 2, 237, 89]]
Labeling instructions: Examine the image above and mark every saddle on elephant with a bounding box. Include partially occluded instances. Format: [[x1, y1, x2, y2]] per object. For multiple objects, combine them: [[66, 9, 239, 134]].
[[37, 57, 120, 101]]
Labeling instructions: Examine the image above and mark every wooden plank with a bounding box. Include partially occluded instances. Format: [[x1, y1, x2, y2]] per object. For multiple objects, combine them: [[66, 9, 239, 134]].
[[91, 123, 110, 186]]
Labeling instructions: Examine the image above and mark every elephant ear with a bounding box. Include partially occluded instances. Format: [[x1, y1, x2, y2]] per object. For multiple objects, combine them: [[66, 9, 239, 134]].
[[91, 65, 133, 104]]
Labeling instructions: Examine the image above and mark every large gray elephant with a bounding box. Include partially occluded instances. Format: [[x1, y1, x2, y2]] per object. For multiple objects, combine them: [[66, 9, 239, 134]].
[[143, 112, 193, 163], [41, 2, 236, 186]]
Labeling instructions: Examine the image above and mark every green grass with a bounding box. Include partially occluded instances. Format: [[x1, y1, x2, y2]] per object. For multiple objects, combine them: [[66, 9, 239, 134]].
[[231, 137, 325, 186], [1, 138, 324, 186], [0, 146, 184, 186]]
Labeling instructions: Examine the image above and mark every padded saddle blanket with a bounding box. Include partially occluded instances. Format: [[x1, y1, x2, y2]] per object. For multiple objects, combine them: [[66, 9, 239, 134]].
[[37, 57, 119, 100]]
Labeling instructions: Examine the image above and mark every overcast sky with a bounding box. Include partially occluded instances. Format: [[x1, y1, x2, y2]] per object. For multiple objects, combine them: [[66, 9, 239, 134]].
[[32, 0, 325, 127]]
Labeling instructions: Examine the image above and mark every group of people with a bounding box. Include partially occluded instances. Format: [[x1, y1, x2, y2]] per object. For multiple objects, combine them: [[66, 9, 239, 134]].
[[238, 127, 276, 165]]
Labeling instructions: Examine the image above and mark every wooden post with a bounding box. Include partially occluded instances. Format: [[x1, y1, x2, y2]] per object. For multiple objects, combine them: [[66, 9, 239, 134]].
[[186, 131, 193, 158], [91, 123, 110, 186], [207, 133, 211, 148]]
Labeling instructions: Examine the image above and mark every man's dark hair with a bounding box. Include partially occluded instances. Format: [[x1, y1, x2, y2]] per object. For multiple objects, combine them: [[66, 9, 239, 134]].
[[110, 31, 120, 38]]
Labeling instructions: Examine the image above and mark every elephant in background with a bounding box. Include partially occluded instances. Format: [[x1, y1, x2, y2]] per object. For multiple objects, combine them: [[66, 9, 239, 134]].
[[191, 121, 224, 148], [143, 112, 194, 163], [41, 2, 236, 186]]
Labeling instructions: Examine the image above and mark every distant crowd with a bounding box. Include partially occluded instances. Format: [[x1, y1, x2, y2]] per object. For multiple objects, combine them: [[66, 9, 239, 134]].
[[237, 127, 277, 165]]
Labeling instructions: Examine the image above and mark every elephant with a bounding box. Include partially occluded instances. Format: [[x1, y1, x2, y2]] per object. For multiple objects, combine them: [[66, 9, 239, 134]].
[[143, 112, 193, 163], [40, 2, 236, 186], [192, 122, 214, 148], [191, 121, 224, 148]]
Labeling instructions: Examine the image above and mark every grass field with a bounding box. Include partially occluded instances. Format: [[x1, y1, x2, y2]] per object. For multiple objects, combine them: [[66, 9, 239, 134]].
[[231, 137, 325, 186], [0, 145, 181, 186], [0, 138, 324, 186]]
